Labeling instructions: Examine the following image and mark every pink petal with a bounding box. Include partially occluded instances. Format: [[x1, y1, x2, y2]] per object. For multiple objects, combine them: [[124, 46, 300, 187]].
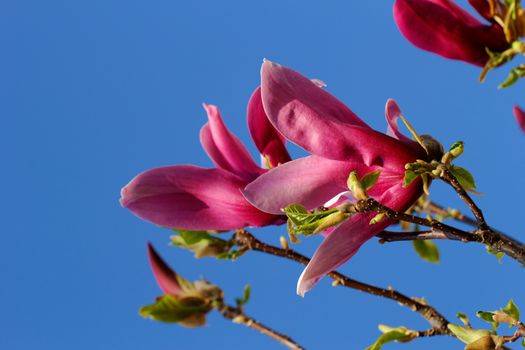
[[147, 243, 183, 295], [247, 87, 291, 168], [297, 214, 390, 296], [514, 106, 525, 133], [121, 165, 276, 230], [200, 104, 262, 182], [243, 156, 379, 215], [260, 61, 423, 166], [393, 0, 506, 66]]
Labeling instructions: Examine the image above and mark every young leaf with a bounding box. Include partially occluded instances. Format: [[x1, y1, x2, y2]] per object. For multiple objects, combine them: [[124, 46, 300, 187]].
[[403, 170, 418, 188], [361, 170, 381, 191], [457, 312, 471, 328], [365, 327, 416, 350], [412, 240, 440, 263], [449, 166, 476, 190], [139, 295, 210, 326], [235, 284, 251, 307], [502, 299, 520, 324]]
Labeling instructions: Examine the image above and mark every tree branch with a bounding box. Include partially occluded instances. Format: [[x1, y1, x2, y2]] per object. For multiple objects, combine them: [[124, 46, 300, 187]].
[[439, 168, 488, 229], [356, 198, 525, 265], [377, 230, 459, 243], [232, 229, 452, 335], [218, 302, 305, 350]]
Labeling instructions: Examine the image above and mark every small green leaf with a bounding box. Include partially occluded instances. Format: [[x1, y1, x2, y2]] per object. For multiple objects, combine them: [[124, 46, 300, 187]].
[[347, 171, 367, 200], [403, 170, 418, 188], [365, 326, 416, 350], [361, 170, 381, 191], [447, 324, 491, 344], [476, 311, 499, 333], [235, 284, 251, 307], [139, 295, 210, 326], [448, 141, 464, 159], [499, 65, 525, 89], [449, 166, 476, 190], [412, 240, 440, 263], [477, 311, 496, 323], [502, 299, 520, 323], [171, 229, 233, 259], [283, 204, 346, 237]]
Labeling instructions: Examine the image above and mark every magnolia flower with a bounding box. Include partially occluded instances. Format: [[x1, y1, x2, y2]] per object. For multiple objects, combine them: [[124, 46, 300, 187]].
[[120, 90, 291, 231], [514, 105, 525, 133], [243, 61, 434, 295], [393, 0, 508, 67]]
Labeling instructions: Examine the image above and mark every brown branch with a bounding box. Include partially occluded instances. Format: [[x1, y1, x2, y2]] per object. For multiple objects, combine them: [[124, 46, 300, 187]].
[[232, 229, 452, 335], [218, 302, 305, 350], [377, 230, 460, 243], [357, 198, 525, 265], [439, 168, 488, 229]]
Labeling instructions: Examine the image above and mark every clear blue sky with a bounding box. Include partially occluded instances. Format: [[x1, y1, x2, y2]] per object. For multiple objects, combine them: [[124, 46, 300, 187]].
[[2, 1, 524, 349]]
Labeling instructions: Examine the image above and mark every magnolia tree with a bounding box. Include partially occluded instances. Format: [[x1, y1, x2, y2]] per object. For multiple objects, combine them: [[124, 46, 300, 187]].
[[121, 1, 525, 349]]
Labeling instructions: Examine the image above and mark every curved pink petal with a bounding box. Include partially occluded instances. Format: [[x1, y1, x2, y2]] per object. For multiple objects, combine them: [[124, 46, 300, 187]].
[[243, 156, 379, 215], [297, 179, 423, 295], [514, 106, 525, 133], [247, 87, 291, 168], [121, 165, 276, 230], [261, 61, 424, 166], [147, 243, 182, 295], [200, 104, 262, 182], [394, 0, 507, 66], [297, 214, 390, 296]]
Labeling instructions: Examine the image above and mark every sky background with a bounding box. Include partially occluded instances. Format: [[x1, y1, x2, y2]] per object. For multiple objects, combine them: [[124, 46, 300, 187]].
[[2, 0, 525, 349]]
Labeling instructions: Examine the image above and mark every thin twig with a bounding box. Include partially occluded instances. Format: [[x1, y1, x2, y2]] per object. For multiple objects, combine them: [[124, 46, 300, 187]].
[[233, 229, 451, 335], [218, 302, 305, 350], [439, 168, 488, 229], [377, 230, 459, 243]]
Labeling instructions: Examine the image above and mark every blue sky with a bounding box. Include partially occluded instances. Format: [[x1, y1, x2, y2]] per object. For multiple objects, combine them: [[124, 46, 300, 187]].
[[2, 0, 524, 349]]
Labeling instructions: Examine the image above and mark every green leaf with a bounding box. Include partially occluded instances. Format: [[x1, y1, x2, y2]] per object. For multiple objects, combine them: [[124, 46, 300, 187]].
[[447, 324, 491, 344], [361, 170, 381, 191], [449, 166, 476, 190], [283, 204, 346, 237], [477, 311, 496, 323], [448, 141, 464, 159], [235, 284, 251, 307], [403, 170, 418, 188], [499, 65, 525, 89], [485, 246, 504, 263], [412, 240, 440, 263], [171, 230, 232, 259], [365, 326, 416, 350], [139, 295, 210, 325], [502, 299, 520, 323], [476, 311, 499, 333]]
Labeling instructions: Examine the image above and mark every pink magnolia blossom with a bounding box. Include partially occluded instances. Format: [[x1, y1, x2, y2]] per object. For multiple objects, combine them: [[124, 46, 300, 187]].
[[243, 61, 429, 295], [120, 90, 290, 231], [393, 0, 507, 67], [514, 105, 525, 133]]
